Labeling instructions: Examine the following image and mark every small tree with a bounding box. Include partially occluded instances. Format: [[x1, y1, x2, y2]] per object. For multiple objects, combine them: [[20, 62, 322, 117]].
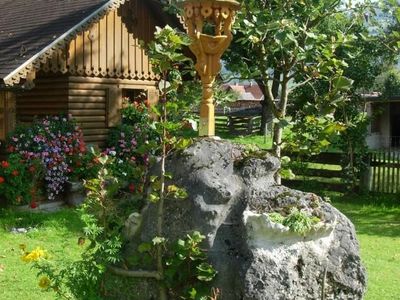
[[146, 25, 192, 299], [225, 0, 371, 163]]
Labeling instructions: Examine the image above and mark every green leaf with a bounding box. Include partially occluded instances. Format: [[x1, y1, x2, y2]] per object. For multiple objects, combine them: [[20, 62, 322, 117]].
[[149, 193, 160, 202], [138, 243, 152, 253], [188, 287, 197, 299], [332, 76, 354, 92], [196, 262, 217, 282], [152, 237, 166, 245]]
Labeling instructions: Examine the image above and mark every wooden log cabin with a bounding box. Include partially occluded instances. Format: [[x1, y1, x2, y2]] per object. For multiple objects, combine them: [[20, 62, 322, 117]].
[[0, 0, 179, 147]]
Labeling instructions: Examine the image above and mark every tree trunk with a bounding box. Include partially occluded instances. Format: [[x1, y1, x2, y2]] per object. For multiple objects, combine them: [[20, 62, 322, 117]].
[[260, 96, 271, 135], [272, 124, 283, 184], [259, 72, 280, 134], [272, 74, 289, 185]]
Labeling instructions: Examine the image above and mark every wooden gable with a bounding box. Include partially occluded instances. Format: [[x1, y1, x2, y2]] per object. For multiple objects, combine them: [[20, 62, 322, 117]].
[[41, 0, 159, 81]]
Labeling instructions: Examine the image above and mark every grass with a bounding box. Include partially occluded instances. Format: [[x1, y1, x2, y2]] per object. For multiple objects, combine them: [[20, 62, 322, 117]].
[[289, 181, 400, 300], [332, 193, 400, 300], [0, 179, 398, 300], [0, 209, 83, 300]]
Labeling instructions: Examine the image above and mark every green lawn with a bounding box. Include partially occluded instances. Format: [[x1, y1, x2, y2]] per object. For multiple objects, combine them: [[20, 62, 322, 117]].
[[1, 189, 399, 299], [332, 193, 400, 300], [0, 209, 83, 300]]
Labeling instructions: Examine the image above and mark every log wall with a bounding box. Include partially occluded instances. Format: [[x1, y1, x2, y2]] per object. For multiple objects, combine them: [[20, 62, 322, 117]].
[[0, 91, 16, 141], [15, 76, 158, 147]]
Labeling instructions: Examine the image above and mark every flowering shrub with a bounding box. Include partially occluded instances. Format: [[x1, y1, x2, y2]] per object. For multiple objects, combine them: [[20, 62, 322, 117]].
[[0, 154, 42, 205], [7, 115, 86, 200], [121, 98, 151, 126], [105, 101, 158, 192]]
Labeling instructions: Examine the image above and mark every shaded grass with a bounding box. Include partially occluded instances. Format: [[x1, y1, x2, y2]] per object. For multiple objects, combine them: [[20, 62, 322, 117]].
[[0, 209, 83, 300]]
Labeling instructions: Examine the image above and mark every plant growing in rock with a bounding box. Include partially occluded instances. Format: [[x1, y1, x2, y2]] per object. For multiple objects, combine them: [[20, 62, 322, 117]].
[[268, 208, 321, 236]]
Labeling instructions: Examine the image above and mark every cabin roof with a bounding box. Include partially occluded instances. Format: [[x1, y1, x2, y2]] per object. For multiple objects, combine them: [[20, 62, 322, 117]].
[[0, 0, 129, 86], [224, 83, 265, 101]]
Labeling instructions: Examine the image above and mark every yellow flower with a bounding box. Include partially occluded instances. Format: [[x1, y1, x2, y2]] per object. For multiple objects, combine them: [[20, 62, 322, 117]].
[[38, 276, 51, 289], [21, 247, 47, 262]]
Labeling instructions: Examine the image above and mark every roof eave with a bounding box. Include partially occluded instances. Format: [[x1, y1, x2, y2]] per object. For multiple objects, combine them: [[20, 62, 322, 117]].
[[2, 0, 127, 86]]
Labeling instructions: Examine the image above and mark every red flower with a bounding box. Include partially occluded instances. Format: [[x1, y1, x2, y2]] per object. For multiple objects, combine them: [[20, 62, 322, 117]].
[[128, 183, 135, 193], [7, 146, 15, 153], [30, 201, 38, 209], [0, 176, 4, 184], [11, 170, 19, 176], [1, 161, 9, 168]]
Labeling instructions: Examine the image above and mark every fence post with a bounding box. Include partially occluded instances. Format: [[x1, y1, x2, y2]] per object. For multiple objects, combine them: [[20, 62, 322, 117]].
[[359, 153, 372, 193]]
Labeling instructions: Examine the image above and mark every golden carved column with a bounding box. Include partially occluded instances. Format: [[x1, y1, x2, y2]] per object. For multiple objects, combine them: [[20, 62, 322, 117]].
[[181, 0, 240, 136]]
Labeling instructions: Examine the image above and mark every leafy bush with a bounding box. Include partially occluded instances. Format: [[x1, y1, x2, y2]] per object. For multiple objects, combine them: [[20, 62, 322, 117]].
[[164, 231, 217, 299], [0, 154, 43, 205], [375, 69, 400, 99], [7, 115, 86, 200], [23, 155, 143, 299]]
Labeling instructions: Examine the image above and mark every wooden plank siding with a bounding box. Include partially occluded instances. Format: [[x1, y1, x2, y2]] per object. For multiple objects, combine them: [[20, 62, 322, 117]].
[[15, 76, 158, 147], [40, 1, 159, 81]]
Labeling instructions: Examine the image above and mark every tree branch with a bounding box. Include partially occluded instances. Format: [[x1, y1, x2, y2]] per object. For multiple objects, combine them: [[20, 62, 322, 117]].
[[289, 77, 313, 92], [109, 266, 161, 280]]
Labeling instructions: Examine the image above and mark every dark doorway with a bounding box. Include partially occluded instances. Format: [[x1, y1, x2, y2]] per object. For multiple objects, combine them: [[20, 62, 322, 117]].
[[390, 103, 400, 147]]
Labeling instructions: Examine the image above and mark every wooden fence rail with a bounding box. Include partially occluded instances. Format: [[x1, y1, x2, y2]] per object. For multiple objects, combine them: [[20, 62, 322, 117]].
[[369, 151, 400, 193], [282, 151, 346, 191]]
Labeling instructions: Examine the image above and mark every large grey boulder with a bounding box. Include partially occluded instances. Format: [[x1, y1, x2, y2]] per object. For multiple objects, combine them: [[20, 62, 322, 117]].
[[138, 139, 366, 299]]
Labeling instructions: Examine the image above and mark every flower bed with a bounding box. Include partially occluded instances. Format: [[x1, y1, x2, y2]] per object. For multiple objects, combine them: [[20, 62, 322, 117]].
[[6, 115, 86, 202]]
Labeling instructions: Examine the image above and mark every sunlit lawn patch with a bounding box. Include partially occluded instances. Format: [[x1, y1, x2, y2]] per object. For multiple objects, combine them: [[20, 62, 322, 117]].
[[0, 209, 82, 300]]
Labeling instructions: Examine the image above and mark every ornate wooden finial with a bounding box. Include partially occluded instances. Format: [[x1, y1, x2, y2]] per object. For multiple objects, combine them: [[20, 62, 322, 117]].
[[181, 0, 240, 136]]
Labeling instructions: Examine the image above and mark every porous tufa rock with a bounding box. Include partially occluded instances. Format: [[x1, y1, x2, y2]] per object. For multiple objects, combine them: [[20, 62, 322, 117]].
[[132, 139, 366, 300], [243, 210, 336, 248]]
